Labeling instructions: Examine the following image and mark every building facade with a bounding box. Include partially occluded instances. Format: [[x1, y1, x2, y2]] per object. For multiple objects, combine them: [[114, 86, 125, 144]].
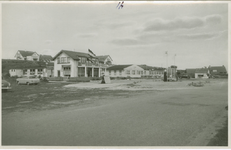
[[9, 67, 53, 77], [53, 50, 109, 78], [106, 64, 144, 78], [15, 50, 40, 61]]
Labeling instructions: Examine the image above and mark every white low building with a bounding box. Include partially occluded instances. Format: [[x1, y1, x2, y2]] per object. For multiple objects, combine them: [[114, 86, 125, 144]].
[[9, 67, 53, 77], [105, 64, 144, 78]]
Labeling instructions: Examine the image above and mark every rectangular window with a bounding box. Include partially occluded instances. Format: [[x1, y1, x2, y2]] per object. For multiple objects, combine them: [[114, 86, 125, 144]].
[[119, 70, 122, 75], [126, 70, 130, 75], [30, 69, 35, 75], [81, 57, 86, 63], [132, 70, 135, 75], [137, 71, 140, 75], [57, 57, 60, 64], [109, 70, 111, 75], [67, 57, 70, 63], [61, 57, 64, 63], [63, 67, 71, 76], [114, 71, 117, 75], [38, 69, 43, 75]]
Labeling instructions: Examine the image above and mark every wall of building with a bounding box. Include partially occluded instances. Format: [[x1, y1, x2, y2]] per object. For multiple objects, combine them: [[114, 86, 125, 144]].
[[195, 73, 208, 79], [54, 53, 73, 77], [106, 65, 144, 78], [9, 69, 23, 77]]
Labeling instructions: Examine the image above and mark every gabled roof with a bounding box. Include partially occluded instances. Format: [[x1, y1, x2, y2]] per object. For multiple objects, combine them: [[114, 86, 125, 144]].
[[186, 68, 208, 73], [186, 68, 197, 73], [195, 68, 208, 73], [138, 65, 165, 71], [39, 55, 53, 62], [209, 66, 227, 73], [53, 50, 94, 61], [18, 50, 38, 57], [96, 55, 113, 63], [138, 65, 154, 70], [155, 68, 165, 71], [107, 65, 132, 71]]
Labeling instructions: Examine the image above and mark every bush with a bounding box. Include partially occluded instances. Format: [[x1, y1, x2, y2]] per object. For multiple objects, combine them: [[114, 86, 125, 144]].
[[48, 77, 63, 81], [67, 77, 91, 82], [91, 77, 101, 80], [40, 77, 49, 82]]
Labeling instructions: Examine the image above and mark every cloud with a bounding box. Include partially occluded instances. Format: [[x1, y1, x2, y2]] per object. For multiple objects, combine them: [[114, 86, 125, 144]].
[[111, 38, 143, 46], [79, 33, 97, 38], [177, 30, 226, 41], [143, 14, 222, 32], [45, 40, 53, 45], [205, 14, 222, 25]]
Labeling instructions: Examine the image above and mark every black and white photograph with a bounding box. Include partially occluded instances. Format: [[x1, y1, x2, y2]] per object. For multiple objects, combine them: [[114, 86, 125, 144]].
[[1, 1, 229, 147]]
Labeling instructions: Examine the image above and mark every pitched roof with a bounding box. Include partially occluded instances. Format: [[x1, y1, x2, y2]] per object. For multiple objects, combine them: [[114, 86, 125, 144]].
[[53, 50, 94, 61], [107, 65, 132, 71], [155, 68, 165, 71], [138, 65, 165, 71], [186, 68, 208, 73], [195, 68, 208, 73], [96, 55, 112, 63], [39, 55, 53, 62], [138, 65, 154, 70], [186, 68, 197, 73], [209, 66, 227, 73], [18, 50, 37, 57]]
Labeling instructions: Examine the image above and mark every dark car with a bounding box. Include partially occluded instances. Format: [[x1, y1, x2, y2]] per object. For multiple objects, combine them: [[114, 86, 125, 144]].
[[181, 74, 190, 79], [2, 80, 12, 91]]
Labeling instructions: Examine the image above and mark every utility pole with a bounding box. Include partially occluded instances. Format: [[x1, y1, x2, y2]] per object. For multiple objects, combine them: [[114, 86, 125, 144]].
[[166, 51, 168, 77], [174, 54, 176, 66]]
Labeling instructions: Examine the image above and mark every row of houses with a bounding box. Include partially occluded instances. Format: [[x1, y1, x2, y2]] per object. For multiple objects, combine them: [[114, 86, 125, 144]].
[[177, 66, 227, 79], [9, 49, 113, 78], [15, 50, 53, 62], [8, 49, 227, 79]]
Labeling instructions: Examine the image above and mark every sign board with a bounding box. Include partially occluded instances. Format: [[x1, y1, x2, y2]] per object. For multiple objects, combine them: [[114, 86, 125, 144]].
[[103, 76, 111, 84]]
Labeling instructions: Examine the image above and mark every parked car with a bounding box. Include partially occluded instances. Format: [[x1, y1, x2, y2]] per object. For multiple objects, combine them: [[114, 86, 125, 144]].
[[2, 80, 12, 91], [167, 77, 177, 82], [180, 74, 190, 79], [16, 76, 40, 85]]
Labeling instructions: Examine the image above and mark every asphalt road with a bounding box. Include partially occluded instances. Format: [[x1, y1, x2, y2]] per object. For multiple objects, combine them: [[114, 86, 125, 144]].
[[2, 80, 228, 146]]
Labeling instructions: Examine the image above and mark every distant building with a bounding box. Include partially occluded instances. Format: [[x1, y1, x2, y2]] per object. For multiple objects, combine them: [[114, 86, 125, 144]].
[[106, 64, 144, 78], [167, 65, 177, 78], [39, 55, 53, 63], [15, 50, 39, 61], [14, 50, 53, 62], [138, 65, 153, 77], [8, 60, 54, 77], [208, 65, 227, 76], [186, 67, 209, 79], [195, 68, 209, 79], [95, 55, 113, 76], [138, 65, 165, 78]]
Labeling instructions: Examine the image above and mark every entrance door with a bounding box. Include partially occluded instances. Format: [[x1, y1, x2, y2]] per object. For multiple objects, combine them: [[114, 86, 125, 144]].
[[58, 70, 60, 77]]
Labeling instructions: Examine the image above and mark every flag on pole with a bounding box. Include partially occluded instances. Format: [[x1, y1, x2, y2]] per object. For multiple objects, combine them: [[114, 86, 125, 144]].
[[88, 49, 96, 57]]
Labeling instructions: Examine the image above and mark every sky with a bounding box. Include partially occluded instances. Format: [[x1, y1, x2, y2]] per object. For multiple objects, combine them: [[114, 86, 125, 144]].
[[2, 2, 229, 70]]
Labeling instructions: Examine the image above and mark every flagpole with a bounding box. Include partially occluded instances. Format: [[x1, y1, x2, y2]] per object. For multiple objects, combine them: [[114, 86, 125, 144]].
[[166, 51, 168, 78], [174, 54, 175, 66]]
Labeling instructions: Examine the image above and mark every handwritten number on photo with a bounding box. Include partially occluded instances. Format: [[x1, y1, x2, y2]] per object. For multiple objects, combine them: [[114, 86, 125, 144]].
[[117, 1, 124, 9]]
